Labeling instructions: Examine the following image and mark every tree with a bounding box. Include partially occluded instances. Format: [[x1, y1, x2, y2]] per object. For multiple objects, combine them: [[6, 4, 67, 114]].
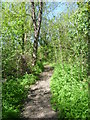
[[31, 1, 43, 66], [2, 2, 33, 77]]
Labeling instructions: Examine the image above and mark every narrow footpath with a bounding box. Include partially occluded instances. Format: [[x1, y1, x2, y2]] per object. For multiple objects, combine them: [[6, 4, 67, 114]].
[[21, 65, 58, 119]]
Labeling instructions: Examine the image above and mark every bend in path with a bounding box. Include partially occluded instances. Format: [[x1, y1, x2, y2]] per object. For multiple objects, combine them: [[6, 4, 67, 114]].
[[21, 65, 58, 119]]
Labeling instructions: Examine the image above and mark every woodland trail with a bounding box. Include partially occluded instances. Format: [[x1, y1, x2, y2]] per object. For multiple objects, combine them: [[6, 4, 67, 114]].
[[21, 65, 58, 119]]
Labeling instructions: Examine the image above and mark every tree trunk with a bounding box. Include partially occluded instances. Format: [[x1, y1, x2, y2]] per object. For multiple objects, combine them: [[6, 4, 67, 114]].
[[22, 24, 25, 54], [87, 2, 90, 119], [20, 25, 31, 75], [88, 19, 90, 120], [31, 1, 43, 66]]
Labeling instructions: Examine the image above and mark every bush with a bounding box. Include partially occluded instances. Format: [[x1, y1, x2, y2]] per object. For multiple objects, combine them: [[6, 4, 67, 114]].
[[2, 74, 37, 119], [50, 63, 88, 119], [32, 60, 44, 75]]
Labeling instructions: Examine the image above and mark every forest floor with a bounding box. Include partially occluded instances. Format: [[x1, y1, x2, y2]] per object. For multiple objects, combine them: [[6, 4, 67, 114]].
[[21, 65, 58, 119]]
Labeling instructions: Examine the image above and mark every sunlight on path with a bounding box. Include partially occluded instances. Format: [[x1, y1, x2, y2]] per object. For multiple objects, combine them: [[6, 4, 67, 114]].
[[21, 65, 58, 119]]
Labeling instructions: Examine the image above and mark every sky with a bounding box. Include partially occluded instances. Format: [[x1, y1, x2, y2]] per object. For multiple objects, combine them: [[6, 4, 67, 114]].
[[48, 3, 66, 18], [47, 2, 78, 19]]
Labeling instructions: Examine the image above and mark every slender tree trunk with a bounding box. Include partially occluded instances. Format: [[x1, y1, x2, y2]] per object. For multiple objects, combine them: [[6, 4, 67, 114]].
[[21, 25, 30, 74], [88, 17, 90, 120], [31, 1, 43, 66], [22, 24, 25, 54], [88, 34, 90, 119], [87, 2, 90, 119], [24, 33, 27, 43]]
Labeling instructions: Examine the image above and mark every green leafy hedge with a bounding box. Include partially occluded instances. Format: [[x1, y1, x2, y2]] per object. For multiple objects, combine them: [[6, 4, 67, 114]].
[[50, 63, 88, 119]]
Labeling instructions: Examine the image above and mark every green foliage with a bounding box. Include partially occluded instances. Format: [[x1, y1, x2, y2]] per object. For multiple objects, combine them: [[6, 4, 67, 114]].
[[48, 3, 89, 119], [50, 63, 88, 119], [32, 60, 44, 75], [2, 2, 33, 78], [21, 74, 38, 87], [2, 74, 37, 119], [1, 2, 89, 120]]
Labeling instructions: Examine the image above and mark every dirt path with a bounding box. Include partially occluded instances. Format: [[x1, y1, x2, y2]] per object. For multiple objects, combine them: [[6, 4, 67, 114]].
[[21, 65, 58, 119]]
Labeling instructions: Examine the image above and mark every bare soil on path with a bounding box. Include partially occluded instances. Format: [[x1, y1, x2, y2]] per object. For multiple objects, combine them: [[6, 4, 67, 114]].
[[21, 65, 58, 119]]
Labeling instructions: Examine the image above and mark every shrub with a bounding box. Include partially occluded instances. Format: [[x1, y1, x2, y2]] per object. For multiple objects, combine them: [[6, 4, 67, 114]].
[[50, 63, 88, 119], [2, 74, 37, 119], [32, 60, 44, 75]]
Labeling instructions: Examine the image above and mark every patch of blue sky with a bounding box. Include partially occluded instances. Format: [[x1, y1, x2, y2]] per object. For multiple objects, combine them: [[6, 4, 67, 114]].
[[47, 2, 78, 19], [48, 3, 67, 19]]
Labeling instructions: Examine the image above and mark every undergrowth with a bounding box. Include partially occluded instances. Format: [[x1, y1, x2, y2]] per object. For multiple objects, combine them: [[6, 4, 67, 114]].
[[2, 62, 44, 120], [50, 62, 88, 119]]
